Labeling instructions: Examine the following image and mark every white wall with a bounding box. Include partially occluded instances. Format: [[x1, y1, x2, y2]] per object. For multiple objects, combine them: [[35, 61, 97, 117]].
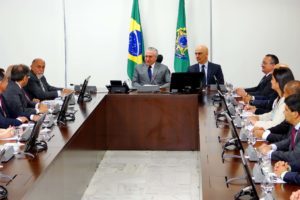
[[0, 0, 65, 87], [0, 0, 299, 88], [212, 0, 300, 87], [65, 0, 209, 87]]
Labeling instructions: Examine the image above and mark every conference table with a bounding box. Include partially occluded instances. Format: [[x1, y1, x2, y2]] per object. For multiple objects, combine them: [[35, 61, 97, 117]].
[[0, 89, 297, 199]]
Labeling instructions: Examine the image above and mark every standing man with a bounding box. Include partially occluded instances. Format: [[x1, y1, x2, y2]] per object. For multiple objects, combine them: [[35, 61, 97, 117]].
[[188, 44, 224, 85], [24, 58, 73, 100], [132, 47, 170, 88]]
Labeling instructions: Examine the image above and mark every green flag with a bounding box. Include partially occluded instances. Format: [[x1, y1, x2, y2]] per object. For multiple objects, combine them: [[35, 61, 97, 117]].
[[174, 0, 190, 72], [127, 0, 144, 79]]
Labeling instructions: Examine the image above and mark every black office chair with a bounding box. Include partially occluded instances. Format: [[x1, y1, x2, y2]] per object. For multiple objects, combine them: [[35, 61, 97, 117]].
[[156, 54, 163, 63]]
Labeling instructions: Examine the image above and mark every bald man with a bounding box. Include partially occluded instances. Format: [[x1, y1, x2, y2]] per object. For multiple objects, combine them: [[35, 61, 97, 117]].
[[24, 58, 72, 100], [187, 45, 224, 85]]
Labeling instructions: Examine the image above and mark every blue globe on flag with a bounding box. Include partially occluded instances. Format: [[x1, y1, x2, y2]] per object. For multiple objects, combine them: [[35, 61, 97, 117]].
[[178, 35, 187, 48], [128, 30, 143, 56]]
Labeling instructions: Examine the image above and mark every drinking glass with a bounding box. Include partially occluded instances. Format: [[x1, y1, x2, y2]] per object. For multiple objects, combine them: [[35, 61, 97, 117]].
[[248, 133, 257, 146], [261, 174, 274, 195]]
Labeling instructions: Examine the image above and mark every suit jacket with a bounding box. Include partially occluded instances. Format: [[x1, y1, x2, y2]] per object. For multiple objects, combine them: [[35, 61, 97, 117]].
[[283, 172, 300, 185], [132, 63, 170, 87], [0, 95, 22, 128], [266, 121, 290, 143], [253, 92, 278, 115], [2, 81, 37, 119], [187, 62, 224, 85], [271, 126, 300, 162], [245, 73, 276, 97], [24, 71, 62, 100]]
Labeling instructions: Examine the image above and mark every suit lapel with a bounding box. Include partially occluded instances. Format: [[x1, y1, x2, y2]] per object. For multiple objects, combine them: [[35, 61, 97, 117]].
[[152, 63, 159, 83], [206, 62, 212, 84]]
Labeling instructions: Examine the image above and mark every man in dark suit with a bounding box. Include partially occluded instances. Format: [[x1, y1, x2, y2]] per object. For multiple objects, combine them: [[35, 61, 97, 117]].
[[236, 54, 279, 98], [274, 160, 300, 185], [187, 44, 224, 85], [3, 64, 48, 121], [132, 47, 170, 88], [0, 68, 28, 128], [24, 58, 72, 100], [259, 93, 300, 162]]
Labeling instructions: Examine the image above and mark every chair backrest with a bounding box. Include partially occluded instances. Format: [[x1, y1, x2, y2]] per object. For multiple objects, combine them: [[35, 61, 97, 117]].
[[156, 54, 163, 63]]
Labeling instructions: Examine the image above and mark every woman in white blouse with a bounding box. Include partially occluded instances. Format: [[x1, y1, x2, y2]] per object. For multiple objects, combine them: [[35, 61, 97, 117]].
[[248, 67, 294, 129]]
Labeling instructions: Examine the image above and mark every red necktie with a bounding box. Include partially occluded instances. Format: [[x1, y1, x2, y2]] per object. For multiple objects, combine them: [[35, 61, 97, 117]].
[[291, 127, 297, 150]]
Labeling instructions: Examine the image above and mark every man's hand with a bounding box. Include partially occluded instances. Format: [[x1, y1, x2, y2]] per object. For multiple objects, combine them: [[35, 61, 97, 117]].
[[17, 116, 29, 123], [258, 143, 272, 155], [290, 189, 300, 200], [235, 88, 247, 97], [244, 104, 256, 113], [274, 161, 290, 177], [62, 88, 74, 96], [248, 115, 259, 125], [38, 103, 48, 113], [32, 98, 40, 103], [0, 127, 15, 138], [253, 128, 265, 139], [31, 115, 41, 122], [243, 95, 252, 104]]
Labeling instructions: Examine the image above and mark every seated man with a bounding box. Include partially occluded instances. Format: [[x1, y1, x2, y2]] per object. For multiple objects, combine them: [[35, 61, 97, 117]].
[[132, 47, 170, 88], [24, 58, 72, 100], [3, 64, 48, 120], [0, 68, 28, 128], [236, 54, 279, 97], [187, 44, 224, 85], [259, 93, 300, 162], [274, 160, 300, 185]]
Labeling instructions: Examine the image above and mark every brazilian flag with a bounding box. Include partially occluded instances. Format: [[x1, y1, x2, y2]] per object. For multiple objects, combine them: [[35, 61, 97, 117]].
[[127, 0, 144, 79], [174, 0, 190, 72]]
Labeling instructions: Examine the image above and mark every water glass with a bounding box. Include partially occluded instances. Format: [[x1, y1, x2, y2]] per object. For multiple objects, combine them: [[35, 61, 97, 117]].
[[261, 175, 274, 194], [261, 156, 272, 175], [248, 133, 257, 146]]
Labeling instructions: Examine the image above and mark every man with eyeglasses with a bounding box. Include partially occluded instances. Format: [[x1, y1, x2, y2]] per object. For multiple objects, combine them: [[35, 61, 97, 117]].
[[187, 44, 224, 86]]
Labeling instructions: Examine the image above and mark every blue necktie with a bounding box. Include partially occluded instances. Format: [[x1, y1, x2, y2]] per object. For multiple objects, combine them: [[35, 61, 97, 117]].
[[148, 66, 152, 81]]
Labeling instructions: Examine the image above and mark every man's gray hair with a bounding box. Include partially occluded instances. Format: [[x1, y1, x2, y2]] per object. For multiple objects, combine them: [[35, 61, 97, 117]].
[[147, 47, 158, 57]]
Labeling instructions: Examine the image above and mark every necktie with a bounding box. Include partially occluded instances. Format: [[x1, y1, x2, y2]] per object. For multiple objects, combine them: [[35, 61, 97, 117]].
[[39, 79, 46, 92], [148, 66, 152, 81], [201, 65, 206, 86], [291, 127, 297, 150], [0, 96, 7, 117], [258, 75, 267, 85], [22, 89, 31, 101]]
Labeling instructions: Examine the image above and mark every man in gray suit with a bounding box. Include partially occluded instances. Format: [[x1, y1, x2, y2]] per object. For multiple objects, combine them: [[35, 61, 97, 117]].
[[259, 93, 300, 162], [132, 47, 170, 88]]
